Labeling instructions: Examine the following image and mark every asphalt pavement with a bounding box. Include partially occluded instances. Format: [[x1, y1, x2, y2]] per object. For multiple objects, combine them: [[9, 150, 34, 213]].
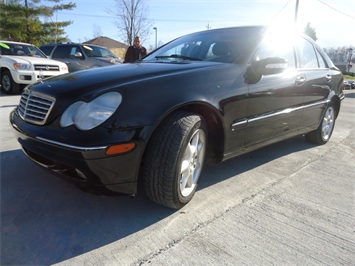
[[1, 90, 354, 265]]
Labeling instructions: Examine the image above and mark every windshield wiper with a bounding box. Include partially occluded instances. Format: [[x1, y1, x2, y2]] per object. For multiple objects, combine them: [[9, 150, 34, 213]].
[[155, 54, 202, 61]]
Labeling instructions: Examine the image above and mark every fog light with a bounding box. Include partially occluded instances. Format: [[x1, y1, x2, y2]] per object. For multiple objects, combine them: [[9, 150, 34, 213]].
[[19, 75, 31, 81]]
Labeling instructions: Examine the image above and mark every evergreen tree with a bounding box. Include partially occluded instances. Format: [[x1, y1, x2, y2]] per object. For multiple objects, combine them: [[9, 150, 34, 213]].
[[0, 0, 76, 46], [304, 22, 317, 42]]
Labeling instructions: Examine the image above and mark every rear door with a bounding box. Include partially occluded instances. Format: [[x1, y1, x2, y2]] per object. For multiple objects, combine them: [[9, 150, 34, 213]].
[[295, 37, 334, 128]]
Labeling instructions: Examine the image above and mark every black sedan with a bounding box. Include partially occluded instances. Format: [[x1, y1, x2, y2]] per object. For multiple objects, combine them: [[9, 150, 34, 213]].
[[10, 26, 344, 209]]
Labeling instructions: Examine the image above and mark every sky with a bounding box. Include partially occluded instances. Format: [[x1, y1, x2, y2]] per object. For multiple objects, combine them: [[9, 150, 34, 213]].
[[55, 0, 355, 50]]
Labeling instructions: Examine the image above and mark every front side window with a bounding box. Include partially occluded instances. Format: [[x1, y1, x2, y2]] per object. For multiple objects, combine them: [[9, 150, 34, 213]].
[[252, 36, 296, 69], [69, 46, 83, 58], [84, 46, 117, 58]]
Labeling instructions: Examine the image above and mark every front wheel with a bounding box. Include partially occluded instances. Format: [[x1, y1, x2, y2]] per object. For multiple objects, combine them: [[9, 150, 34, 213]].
[[1, 70, 20, 94], [305, 103, 336, 145], [142, 111, 207, 209]]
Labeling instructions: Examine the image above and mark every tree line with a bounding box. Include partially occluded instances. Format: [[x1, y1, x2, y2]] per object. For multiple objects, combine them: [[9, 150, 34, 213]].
[[324, 46, 354, 63]]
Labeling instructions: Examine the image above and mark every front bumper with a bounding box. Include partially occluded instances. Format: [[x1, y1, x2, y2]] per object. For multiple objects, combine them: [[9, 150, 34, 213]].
[[10, 109, 146, 195], [11, 69, 67, 85]]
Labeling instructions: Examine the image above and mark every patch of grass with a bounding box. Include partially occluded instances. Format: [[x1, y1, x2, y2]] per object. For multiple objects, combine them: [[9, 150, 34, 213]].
[[344, 75, 354, 81]]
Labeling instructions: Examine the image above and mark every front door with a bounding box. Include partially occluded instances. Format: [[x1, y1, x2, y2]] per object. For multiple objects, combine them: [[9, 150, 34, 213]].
[[244, 35, 305, 147]]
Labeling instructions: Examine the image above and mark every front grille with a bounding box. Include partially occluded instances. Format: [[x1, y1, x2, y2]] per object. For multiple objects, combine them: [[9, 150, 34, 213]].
[[34, 64, 60, 71], [18, 90, 55, 125]]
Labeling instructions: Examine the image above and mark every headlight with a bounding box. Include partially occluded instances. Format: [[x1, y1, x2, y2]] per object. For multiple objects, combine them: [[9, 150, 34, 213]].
[[13, 63, 31, 70], [60, 92, 122, 130]]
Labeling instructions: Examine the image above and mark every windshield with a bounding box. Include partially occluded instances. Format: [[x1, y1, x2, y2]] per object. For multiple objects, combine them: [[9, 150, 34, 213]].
[[0, 42, 47, 58], [143, 27, 265, 64], [84, 45, 118, 59]]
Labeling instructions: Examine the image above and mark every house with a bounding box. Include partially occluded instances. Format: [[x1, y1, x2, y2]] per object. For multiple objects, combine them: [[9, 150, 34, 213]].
[[84, 36, 128, 59]]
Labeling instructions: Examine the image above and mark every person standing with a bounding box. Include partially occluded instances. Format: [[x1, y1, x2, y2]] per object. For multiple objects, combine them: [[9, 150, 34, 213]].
[[123, 36, 147, 63]]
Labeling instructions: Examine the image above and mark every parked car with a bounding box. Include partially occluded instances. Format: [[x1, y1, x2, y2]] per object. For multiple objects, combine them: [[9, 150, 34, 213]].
[[0, 41, 68, 94], [347, 80, 355, 89], [40, 43, 122, 72], [10, 26, 344, 209], [343, 80, 351, 89]]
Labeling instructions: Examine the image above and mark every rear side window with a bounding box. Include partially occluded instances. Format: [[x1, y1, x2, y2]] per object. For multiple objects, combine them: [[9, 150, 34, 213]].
[[52, 45, 84, 59], [52, 45, 71, 58], [40, 46, 54, 56]]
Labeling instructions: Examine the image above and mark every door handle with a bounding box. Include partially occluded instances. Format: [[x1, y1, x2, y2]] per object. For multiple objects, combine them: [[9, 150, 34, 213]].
[[325, 74, 332, 82], [295, 76, 306, 86]]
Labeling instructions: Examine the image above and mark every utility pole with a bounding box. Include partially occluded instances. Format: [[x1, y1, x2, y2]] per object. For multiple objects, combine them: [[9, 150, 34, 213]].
[[347, 48, 353, 72], [153, 27, 157, 49], [294, 0, 299, 23]]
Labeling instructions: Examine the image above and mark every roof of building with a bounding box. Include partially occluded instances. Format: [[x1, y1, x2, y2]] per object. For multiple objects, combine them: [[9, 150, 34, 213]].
[[83, 36, 128, 49]]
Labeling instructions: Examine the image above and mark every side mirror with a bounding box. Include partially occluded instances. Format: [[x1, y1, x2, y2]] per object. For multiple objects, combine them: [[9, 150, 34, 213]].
[[74, 52, 83, 58], [245, 57, 288, 84]]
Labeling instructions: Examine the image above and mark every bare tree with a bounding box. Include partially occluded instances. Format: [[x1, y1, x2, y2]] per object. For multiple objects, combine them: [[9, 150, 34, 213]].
[[108, 0, 152, 45], [92, 24, 103, 38]]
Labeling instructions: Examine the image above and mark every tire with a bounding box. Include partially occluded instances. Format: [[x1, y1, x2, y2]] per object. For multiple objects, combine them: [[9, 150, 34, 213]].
[[142, 111, 207, 209], [1, 70, 20, 94], [305, 103, 336, 145]]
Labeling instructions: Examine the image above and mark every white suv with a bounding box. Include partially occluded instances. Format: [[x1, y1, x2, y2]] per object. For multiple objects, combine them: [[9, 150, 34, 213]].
[[0, 40, 68, 94]]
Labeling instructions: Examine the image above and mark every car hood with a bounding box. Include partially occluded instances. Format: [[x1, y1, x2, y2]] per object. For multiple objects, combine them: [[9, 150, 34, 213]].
[[30, 61, 238, 98], [2, 55, 66, 66], [95, 57, 122, 64]]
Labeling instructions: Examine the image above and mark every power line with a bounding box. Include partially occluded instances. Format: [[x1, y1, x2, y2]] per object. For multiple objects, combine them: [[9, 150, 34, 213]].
[[317, 0, 355, 20], [59, 11, 213, 23], [270, 0, 293, 23], [61, 1, 355, 24]]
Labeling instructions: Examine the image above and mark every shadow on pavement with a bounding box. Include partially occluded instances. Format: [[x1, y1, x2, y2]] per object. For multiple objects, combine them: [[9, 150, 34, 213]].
[[0, 135, 315, 265], [343, 91, 355, 98]]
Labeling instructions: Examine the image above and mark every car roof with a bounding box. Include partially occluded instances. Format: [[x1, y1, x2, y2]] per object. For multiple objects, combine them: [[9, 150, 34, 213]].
[[40, 42, 106, 48], [0, 40, 34, 46]]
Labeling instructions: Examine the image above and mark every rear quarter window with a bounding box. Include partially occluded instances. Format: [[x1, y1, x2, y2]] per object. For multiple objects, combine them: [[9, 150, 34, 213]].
[[315, 49, 328, 68], [296, 37, 319, 69]]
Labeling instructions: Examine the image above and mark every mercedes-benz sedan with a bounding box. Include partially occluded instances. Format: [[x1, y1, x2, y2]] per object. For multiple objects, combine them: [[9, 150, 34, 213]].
[[10, 26, 344, 209]]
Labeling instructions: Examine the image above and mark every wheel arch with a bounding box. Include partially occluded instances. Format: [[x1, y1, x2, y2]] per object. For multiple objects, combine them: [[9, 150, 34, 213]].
[[178, 103, 225, 164], [0, 66, 10, 76], [330, 95, 341, 119], [0, 67, 20, 94], [140, 102, 225, 171]]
